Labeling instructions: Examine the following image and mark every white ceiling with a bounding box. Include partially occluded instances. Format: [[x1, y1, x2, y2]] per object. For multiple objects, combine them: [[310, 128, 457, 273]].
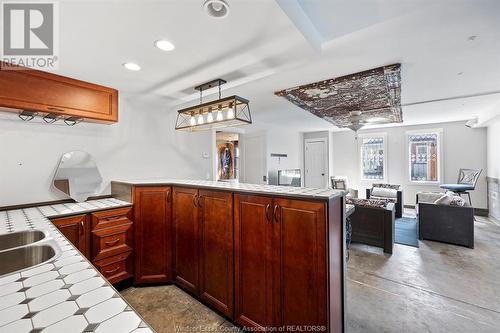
[[54, 0, 500, 132]]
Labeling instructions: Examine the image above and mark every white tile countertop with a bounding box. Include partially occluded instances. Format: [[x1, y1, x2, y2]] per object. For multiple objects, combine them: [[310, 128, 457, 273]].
[[0, 198, 155, 333], [112, 179, 345, 200]]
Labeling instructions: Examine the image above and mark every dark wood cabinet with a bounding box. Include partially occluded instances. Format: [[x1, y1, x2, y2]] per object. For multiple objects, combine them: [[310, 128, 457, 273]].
[[111, 181, 345, 332], [234, 194, 274, 329], [172, 187, 200, 293], [172, 187, 234, 317], [134, 186, 172, 284], [234, 195, 328, 331], [274, 198, 327, 328], [90, 207, 133, 262], [51, 214, 89, 258], [198, 189, 234, 317], [0, 61, 118, 124]]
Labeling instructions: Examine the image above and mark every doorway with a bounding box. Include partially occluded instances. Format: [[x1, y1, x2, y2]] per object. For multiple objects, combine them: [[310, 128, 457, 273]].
[[304, 138, 328, 188], [216, 132, 240, 182]]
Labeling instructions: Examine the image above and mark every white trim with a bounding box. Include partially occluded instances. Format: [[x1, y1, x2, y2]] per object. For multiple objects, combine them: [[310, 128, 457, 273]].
[[304, 138, 329, 187], [358, 132, 388, 183], [406, 128, 443, 185]]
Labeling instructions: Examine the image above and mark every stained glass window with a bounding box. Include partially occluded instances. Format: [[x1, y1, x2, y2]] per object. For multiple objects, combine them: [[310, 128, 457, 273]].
[[360, 137, 385, 180], [409, 133, 439, 182]]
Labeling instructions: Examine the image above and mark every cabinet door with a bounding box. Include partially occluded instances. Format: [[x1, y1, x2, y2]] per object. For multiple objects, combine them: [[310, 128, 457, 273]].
[[173, 187, 200, 293], [198, 190, 233, 317], [134, 186, 172, 284], [0, 62, 118, 123], [273, 198, 328, 329], [51, 214, 89, 258], [234, 194, 274, 330]]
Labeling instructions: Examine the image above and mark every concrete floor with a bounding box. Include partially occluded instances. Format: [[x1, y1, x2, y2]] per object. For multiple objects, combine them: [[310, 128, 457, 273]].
[[122, 215, 500, 333]]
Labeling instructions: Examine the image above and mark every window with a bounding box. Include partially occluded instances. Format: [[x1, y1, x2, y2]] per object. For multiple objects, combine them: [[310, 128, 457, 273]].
[[360, 135, 386, 181], [407, 131, 441, 183]]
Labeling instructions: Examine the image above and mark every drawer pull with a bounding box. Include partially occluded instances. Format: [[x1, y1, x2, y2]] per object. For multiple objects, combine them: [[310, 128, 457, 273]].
[[104, 238, 120, 247], [103, 216, 124, 222], [104, 266, 120, 274]]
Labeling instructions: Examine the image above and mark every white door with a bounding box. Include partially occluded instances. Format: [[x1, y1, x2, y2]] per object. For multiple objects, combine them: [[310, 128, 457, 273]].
[[305, 139, 327, 188], [242, 133, 267, 184]]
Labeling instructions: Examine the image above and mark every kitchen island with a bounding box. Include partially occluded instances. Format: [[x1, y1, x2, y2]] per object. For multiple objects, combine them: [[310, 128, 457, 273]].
[[111, 179, 347, 333]]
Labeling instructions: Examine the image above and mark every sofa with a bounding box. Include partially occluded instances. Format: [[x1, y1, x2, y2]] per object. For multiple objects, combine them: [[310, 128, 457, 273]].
[[417, 192, 474, 248], [347, 198, 395, 254], [366, 184, 403, 218]]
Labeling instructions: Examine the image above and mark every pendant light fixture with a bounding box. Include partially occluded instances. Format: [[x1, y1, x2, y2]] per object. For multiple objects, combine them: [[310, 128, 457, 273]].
[[175, 79, 252, 131]]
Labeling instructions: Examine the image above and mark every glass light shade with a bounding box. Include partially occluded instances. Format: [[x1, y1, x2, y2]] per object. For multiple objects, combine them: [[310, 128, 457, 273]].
[[190, 116, 196, 126], [216, 110, 223, 121], [207, 112, 214, 123], [197, 114, 204, 124], [227, 107, 234, 119]]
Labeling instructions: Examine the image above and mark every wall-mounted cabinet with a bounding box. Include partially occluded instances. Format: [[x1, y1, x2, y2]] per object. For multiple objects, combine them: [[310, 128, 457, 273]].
[[0, 61, 118, 124]]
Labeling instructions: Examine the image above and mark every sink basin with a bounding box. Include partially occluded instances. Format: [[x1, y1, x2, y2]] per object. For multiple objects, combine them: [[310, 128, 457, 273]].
[[0, 244, 57, 276], [0, 230, 46, 251]]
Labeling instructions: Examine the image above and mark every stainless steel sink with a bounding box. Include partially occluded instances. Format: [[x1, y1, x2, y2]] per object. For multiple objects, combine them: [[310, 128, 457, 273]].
[[0, 230, 46, 251], [0, 244, 57, 276]]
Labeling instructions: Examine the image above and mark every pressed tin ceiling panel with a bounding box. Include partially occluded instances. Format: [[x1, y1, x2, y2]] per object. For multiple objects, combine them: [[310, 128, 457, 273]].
[[275, 64, 402, 128]]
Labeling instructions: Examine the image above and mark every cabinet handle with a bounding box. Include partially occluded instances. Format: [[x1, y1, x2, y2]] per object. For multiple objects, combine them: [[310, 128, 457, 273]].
[[197, 195, 202, 208], [265, 204, 272, 222], [104, 238, 120, 247], [167, 190, 171, 203], [103, 216, 123, 222], [273, 204, 280, 223], [193, 194, 198, 207], [104, 266, 120, 274], [79, 220, 84, 235], [47, 106, 65, 112]]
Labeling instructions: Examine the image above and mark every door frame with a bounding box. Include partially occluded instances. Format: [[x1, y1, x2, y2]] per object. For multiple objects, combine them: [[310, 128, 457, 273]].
[[304, 138, 329, 188]]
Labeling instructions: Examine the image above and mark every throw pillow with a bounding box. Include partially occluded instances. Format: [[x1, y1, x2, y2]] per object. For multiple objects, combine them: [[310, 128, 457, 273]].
[[434, 192, 455, 205], [372, 187, 398, 198]]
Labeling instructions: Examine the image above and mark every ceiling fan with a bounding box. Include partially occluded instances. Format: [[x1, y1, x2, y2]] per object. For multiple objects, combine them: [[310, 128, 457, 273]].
[[346, 111, 389, 138]]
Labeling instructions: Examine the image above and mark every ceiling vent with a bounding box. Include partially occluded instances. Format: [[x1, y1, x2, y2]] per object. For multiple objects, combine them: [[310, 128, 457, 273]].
[[203, 0, 230, 19]]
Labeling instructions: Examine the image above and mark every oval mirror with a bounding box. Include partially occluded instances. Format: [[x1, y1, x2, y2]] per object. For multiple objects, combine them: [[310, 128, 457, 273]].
[[52, 151, 103, 202]]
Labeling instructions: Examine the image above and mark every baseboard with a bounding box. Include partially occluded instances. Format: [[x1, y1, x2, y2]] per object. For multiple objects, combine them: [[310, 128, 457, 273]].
[[475, 208, 489, 217]]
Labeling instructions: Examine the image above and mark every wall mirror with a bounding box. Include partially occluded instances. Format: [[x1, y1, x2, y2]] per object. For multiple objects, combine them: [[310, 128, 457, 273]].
[[52, 151, 103, 202]]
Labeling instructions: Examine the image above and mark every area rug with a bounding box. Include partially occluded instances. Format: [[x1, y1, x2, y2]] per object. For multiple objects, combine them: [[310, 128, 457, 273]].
[[395, 217, 419, 247]]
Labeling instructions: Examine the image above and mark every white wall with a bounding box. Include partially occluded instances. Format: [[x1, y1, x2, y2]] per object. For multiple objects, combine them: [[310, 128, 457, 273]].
[[330, 121, 488, 208], [266, 128, 303, 185], [487, 119, 500, 179], [0, 94, 213, 206]]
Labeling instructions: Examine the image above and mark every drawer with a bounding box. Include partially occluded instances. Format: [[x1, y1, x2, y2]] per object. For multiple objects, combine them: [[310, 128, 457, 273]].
[[92, 223, 132, 261], [94, 251, 133, 284], [91, 207, 132, 230]]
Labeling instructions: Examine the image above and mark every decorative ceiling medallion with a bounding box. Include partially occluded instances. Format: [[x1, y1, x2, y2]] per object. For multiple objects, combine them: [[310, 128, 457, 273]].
[[275, 64, 402, 130], [175, 78, 252, 132]]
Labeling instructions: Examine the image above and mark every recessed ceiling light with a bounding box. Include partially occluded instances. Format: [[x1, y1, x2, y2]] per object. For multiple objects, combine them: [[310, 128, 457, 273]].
[[154, 39, 175, 51], [122, 62, 141, 71], [203, 0, 230, 19]]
